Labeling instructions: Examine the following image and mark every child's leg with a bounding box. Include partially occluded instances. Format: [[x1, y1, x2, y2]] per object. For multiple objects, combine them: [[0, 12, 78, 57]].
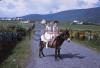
[[46, 42, 48, 48]]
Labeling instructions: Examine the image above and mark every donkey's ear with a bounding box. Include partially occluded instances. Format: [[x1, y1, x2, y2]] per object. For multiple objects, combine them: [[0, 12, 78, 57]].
[[65, 28, 68, 31], [65, 28, 69, 33]]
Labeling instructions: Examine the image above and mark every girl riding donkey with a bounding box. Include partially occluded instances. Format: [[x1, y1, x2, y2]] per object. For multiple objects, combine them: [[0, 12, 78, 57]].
[[41, 21, 59, 48], [40, 21, 70, 60]]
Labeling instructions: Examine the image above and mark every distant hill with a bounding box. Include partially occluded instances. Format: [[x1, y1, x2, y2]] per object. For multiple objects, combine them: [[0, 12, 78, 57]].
[[21, 7, 100, 23]]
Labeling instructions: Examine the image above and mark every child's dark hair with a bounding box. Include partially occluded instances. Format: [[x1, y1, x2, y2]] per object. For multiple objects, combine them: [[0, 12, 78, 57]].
[[54, 20, 59, 23]]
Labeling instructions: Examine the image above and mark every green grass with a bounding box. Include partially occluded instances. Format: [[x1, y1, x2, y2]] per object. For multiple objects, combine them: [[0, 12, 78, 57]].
[[0, 20, 32, 30], [74, 39, 100, 52], [59, 23, 100, 31], [0, 20, 34, 68], [0, 32, 33, 68], [59, 23, 100, 52]]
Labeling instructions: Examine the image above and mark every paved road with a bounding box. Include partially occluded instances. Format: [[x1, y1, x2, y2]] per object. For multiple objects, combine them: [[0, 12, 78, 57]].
[[26, 23, 100, 68]]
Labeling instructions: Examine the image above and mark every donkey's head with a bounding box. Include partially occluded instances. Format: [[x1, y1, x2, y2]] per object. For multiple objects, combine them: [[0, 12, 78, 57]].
[[60, 29, 70, 40]]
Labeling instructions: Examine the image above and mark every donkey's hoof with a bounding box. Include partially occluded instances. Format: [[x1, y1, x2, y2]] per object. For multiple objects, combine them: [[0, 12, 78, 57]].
[[39, 56, 42, 58], [43, 55, 45, 57], [59, 56, 62, 59], [55, 58, 59, 61]]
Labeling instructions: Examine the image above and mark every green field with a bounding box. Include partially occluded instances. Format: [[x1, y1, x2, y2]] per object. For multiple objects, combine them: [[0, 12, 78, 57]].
[[59, 23, 100, 31], [0, 20, 32, 30], [59, 23, 100, 52]]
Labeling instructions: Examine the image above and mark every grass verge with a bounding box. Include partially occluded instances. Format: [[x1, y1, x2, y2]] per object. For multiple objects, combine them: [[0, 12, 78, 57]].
[[73, 39, 100, 52], [0, 32, 33, 68]]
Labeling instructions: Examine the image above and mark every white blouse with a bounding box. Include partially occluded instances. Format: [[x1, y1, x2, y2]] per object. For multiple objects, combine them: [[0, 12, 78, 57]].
[[53, 25, 59, 32], [46, 25, 52, 33]]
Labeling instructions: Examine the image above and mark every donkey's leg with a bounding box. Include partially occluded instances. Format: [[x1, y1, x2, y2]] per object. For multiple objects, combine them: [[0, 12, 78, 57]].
[[39, 47, 42, 58], [55, 48, 58, 60], [58, 48, 61, 59], [42, 48, 45, 57], [39, 41, 42, 58], [39, 41, 46, 58]]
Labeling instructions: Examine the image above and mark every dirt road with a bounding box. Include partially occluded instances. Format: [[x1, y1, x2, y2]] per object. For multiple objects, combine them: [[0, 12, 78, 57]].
[[26, 23, 100, 68]]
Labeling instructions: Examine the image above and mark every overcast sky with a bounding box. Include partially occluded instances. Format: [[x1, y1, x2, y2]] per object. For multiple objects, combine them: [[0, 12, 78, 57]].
[[0, 0, 100, 17]]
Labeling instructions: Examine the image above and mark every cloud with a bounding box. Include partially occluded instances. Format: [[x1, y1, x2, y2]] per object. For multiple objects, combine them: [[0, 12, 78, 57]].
[[79, 0, 100, 8], [0, 0, 29, 17], [0, 0, 100, 17]]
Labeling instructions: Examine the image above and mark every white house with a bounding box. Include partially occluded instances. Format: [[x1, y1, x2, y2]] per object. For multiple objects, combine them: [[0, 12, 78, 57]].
[[73, 20, 83, 25]]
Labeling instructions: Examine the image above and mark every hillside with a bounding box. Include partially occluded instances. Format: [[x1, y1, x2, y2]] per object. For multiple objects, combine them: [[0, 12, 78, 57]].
[[21, 7, 100, 23]]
